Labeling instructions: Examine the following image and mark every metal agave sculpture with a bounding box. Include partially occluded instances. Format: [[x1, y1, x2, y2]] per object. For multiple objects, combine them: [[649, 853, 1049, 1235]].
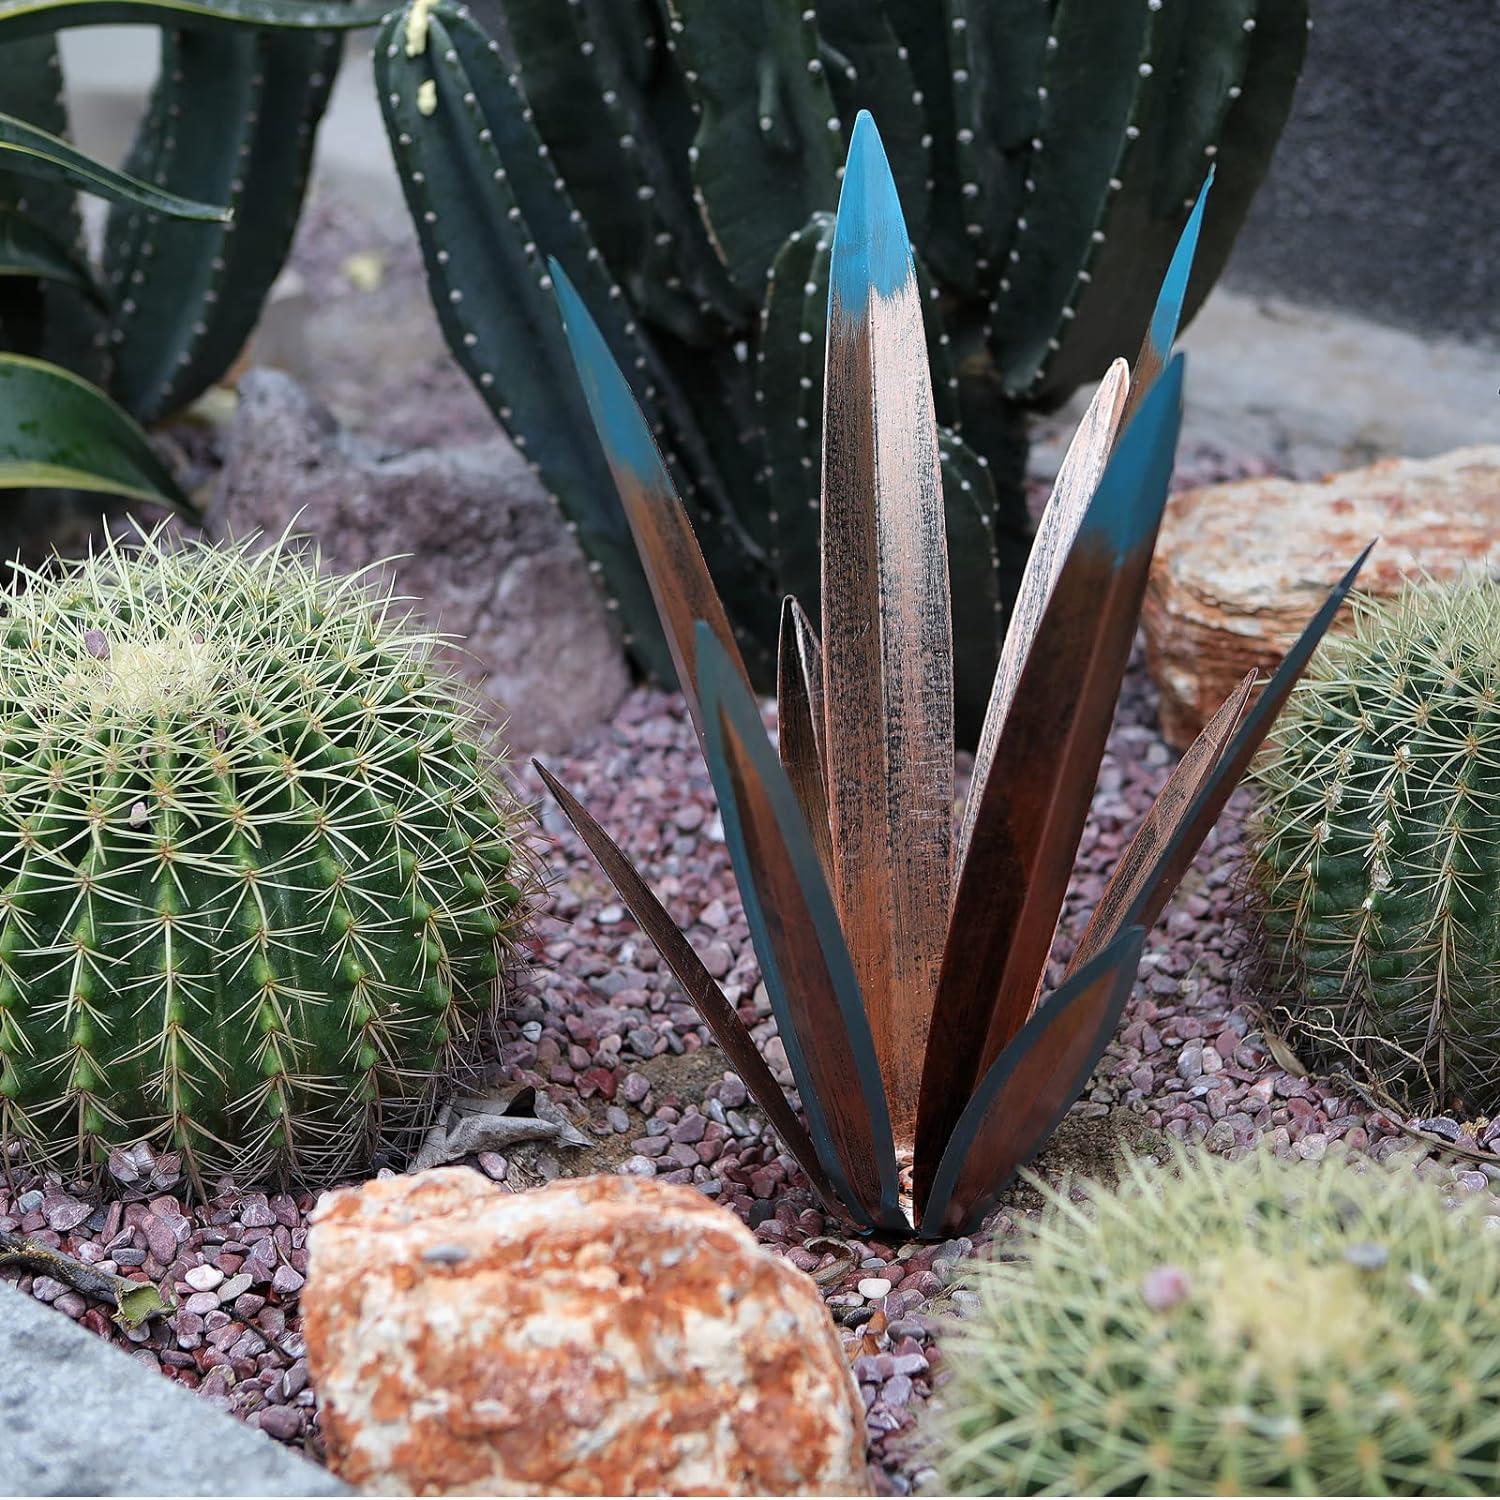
[[537, 114, 1369, 1239]]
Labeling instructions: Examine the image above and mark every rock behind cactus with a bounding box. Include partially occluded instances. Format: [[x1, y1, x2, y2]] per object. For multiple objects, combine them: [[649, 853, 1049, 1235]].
[[1250, 582, 1500, 1112], [0, 529, 529, 1189], [930, 1147, 1500, 1496]]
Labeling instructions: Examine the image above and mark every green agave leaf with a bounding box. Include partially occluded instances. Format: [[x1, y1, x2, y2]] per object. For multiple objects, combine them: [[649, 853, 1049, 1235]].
[[0, 210, 103, 302], [0, 112, 227, 219], [0, 0, 383, 37], [0, 354, 194, 515]]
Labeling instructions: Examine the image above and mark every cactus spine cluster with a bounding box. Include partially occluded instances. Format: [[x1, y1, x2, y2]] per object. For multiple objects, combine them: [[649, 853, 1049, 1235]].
[[376, 0, 1308, 734], [0, 528, 528, 1188], [1251, 582, 1500, 1113], [931, 1147, 1500, 1496]]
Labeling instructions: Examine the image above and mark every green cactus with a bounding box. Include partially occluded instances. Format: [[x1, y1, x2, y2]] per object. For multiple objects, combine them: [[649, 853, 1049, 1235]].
[[379, 0, 1307, 736], [101, 25, 343, 423], [1250, 582, 1500, 1114], [930, 1146, 1500, 1496], [0, 527, 530, 1189]]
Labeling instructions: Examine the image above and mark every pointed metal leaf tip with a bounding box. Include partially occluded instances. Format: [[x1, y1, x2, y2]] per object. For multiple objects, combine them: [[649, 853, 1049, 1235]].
[[831, 111, 913, 307], [548, 256, 657, 485], [1149, 167, 1214, 359], [1121, 539, 1376, 936], [529, 756, 846, 1219], [548, 257, 748, 749]]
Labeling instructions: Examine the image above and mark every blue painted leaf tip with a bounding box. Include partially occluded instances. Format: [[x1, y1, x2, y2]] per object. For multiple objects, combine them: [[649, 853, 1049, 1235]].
[[549, 255, 659, 485], [831, 111, 912, 305], [1088, 352, 1184, 556], [1148, 171, 1215, 357]]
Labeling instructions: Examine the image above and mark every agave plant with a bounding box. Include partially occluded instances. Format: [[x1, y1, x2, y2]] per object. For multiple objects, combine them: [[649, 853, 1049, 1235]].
[[537, 115, 1369, 1238]]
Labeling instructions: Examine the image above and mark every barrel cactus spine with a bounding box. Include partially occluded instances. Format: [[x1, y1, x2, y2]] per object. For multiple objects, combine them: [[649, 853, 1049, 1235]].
[[0, 527, 531, 1191], [1250, 580, 1500, 1114], [376, 0, 1310, 737]]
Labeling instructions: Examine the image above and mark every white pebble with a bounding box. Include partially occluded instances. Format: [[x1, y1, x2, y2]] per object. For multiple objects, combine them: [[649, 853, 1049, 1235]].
[[858, 1277, 892, 1300]]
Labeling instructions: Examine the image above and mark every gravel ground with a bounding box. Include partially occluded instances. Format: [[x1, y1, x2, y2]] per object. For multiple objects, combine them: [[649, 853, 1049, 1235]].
[[5, 446, 1497, 1489]]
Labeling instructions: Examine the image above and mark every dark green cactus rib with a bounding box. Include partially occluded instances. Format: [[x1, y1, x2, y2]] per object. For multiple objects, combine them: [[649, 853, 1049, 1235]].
[[879, 0, 973, 294], [1158, 0, 1309, 337], [661, 0, 842, 296], [813, 0, 928, 247], [102, 26, 342, 422], [0, 0, 382, 40], [958, 0, 1051, 290], [983, 0, 1157, 398], [376, 0, 773, 684], [501, 0, 743, 345], [939, 429, 1003, 747], [756, 212, 831, 617], [0, 531, 527, 1188], [0, 38, 106, 375]]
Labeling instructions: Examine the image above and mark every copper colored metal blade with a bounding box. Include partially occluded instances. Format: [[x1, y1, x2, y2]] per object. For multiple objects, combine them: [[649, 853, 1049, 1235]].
[[550, 259, 749, 751], [918, 928, 1145, 1237], [776, 597, 834, 884], [532, 760, 848, 1219], [698, 625, 904, 1232], [820, 112, 953, 1150], [1116, 545, 1375, 938], [1065, 671, 1255, 980], [915, 359, 1184, 1206], [959, 358, 1129, 865]]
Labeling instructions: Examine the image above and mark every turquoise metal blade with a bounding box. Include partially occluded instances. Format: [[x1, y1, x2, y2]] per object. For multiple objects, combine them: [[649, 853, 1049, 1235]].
[[698, 622, 904, 1233], [551, 257, 750, 750], [918, 927, 1145, 1238], [916, 356, 1184, 1207], [1123, 168, 1213, 426]]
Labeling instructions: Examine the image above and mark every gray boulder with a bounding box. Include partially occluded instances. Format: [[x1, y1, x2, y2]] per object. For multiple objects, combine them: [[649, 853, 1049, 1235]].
[[0, 1281, 346, 1495], [209, 370, 629, 756]]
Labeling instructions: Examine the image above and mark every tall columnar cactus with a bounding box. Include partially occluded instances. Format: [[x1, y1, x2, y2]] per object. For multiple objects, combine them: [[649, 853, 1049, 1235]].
[[0, 0, 384, 547], [377, 0, 1309, 733], [930, 1147, 1500, 1496], [1251, 582, 1500, 1113], [0, 528, 529, 1189]]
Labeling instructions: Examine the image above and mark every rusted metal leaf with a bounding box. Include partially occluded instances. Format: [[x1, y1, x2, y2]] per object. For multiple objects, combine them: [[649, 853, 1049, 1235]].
[[820, 110, 953, 1150], [1119, 545, 1374, 937], [776, 596, 834, 883], [918, 928, 1145, 1237], [697, 625, 903, 1231], [1065, 670, 1255, 979], [1120, 170, 1213, 432], [532, 760, 847, 1219], [550, 258, 748, 749], [959, 357, 1129, 864], [915, 358, 1184, 1204]]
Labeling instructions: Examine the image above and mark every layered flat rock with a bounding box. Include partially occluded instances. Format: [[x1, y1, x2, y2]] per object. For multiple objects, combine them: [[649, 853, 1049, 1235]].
[[1143, 446, 1500, 747]]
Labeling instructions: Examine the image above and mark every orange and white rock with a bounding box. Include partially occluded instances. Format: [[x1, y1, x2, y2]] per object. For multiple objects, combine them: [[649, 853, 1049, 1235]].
[[304, 1169, 871, 1496], [1144, 446, 1500, 748]]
